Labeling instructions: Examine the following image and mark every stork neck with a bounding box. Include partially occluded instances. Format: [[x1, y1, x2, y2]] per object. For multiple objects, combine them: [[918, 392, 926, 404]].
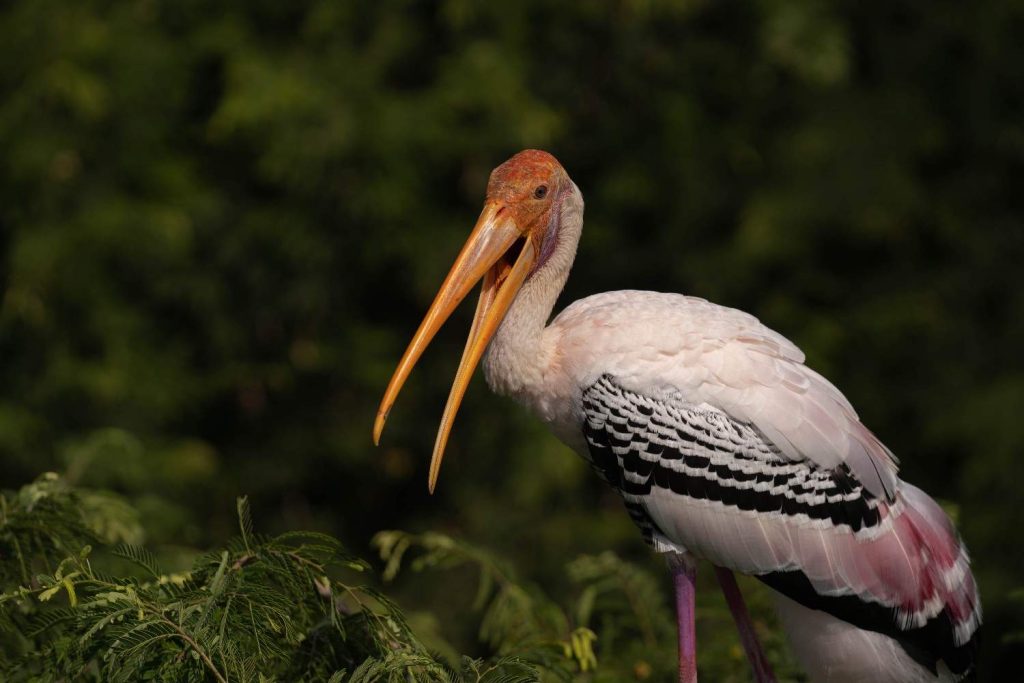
[[482, 184, 583, 399]]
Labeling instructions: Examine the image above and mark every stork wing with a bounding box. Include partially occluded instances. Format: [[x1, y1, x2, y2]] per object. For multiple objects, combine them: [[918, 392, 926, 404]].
[[555, 292, 899, 501], [693, 329, 901, 503], [581, 375, 980, 678]]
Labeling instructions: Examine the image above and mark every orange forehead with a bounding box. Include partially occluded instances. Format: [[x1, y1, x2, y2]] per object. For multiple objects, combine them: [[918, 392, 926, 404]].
[[487, 149, 564, 198]]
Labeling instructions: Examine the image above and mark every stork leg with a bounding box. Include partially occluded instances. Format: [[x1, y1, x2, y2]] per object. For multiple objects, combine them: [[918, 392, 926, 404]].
[[670, 553, 698, 683], [713, 566, 776, 683]]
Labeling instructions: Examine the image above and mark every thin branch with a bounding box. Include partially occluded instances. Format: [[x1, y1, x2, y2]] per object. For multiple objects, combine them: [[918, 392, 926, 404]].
[[158, 615, 228, 683]]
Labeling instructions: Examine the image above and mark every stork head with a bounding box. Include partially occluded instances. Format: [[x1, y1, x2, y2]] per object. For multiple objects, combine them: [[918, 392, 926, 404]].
[[373, 150, 571, 492]]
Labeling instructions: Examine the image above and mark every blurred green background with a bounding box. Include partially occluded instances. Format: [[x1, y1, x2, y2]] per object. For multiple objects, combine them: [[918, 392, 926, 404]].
[[2, 0, 1022, 679]]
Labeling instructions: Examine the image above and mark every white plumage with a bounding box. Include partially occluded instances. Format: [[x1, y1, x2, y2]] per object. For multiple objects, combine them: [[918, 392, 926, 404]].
[[492, 288, 979, 681], [497, 289, 897, 498], [378, 150, 981, 682], [775, 593, 965, 683]]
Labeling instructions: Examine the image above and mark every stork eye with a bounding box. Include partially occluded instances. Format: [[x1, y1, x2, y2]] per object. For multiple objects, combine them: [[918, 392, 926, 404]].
[[533, 185, 548, 199]]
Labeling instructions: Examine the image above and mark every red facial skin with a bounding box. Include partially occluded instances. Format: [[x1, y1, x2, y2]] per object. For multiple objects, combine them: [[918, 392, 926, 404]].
[[486, 150, 567, 241]]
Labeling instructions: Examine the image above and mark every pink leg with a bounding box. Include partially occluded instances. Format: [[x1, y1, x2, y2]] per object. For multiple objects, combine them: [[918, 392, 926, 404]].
[[713, 566, 776, 683], [670, 554, 698, 683]]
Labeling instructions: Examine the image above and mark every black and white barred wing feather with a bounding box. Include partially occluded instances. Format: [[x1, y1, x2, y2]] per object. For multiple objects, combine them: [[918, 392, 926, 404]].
[[556, 293, 900, 502], [581, 375, 980, 679]]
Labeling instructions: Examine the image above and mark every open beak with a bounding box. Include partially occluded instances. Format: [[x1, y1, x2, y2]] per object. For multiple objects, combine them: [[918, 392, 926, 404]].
[[373, 200, 537, 492]]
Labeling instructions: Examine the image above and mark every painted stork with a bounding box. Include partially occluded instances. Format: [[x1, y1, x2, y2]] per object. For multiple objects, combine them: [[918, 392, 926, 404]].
[[373, 150, 982, 682]]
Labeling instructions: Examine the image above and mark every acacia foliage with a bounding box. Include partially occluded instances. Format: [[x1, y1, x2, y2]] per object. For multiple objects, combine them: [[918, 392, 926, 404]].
[[3, 474, 791, 682], [0, 475, 561, 681]]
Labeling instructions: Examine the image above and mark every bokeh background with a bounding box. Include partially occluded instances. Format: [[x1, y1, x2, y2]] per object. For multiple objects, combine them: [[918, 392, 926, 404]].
[[2, 0, 1022, 679]]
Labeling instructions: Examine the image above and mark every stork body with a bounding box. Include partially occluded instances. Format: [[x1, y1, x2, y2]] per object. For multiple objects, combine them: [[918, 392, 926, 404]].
[[375, 150, 982, 682], [490, 288, 979, 681]]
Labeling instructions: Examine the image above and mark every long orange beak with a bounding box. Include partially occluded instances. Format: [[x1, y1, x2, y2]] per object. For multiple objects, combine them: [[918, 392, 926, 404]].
[[374, 200, 537, 492]]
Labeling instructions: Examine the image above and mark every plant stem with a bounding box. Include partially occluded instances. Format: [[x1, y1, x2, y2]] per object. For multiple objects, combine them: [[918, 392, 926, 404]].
[[159, 615, 228, 683]]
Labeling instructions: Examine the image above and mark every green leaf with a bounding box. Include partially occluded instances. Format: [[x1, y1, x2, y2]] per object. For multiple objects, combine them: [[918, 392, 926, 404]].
[[112, 544, 163, 579]]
